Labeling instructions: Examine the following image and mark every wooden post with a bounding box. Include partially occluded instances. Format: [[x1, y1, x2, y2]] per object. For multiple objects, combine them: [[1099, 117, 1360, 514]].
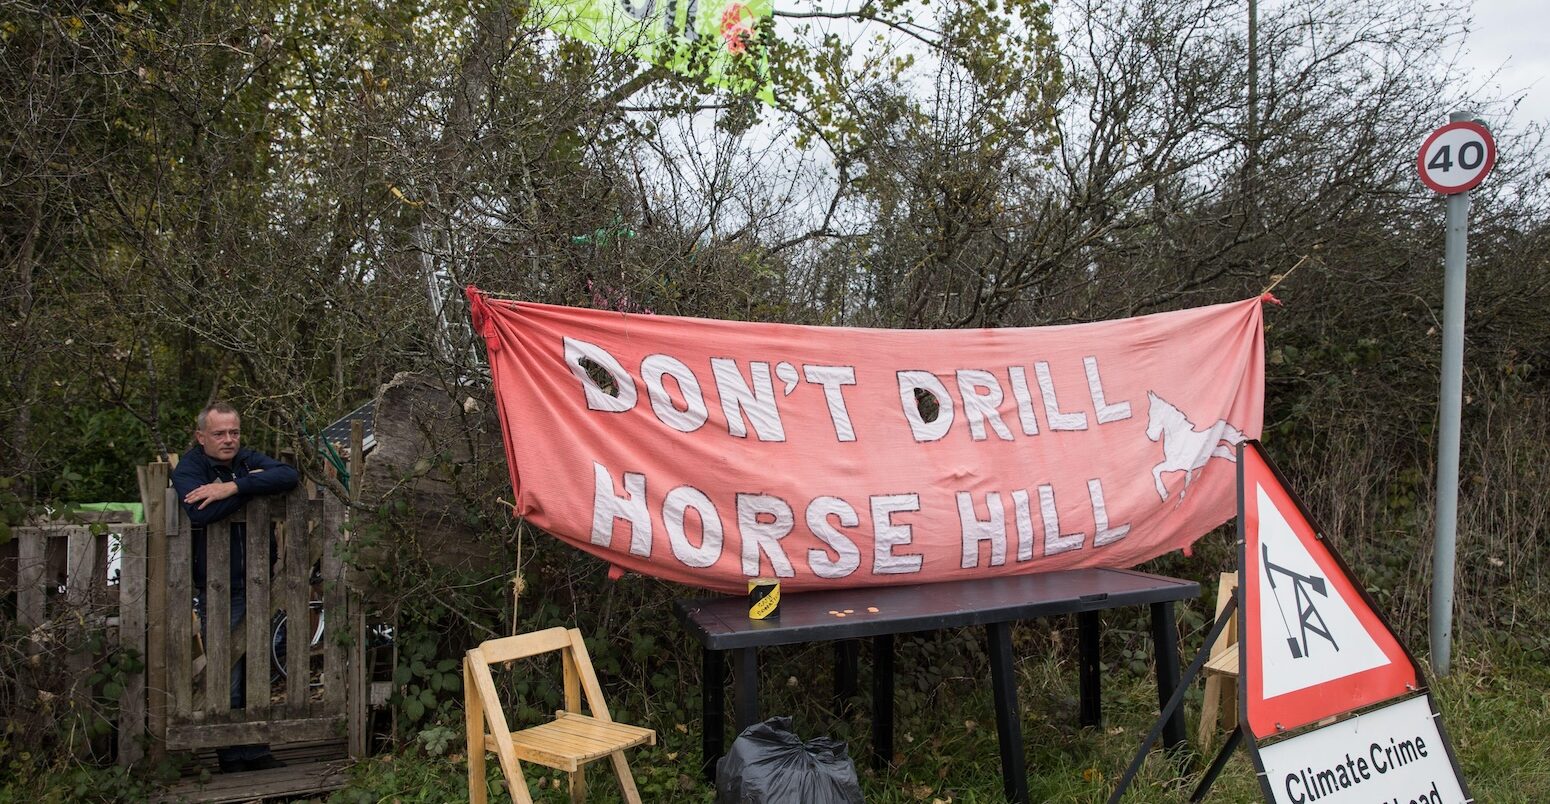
[[466, 658, 488, 804], [118, 524, 148, 766], [245, 498, 273, 720], [64, 526, 96, 608], [347, 420, 368, 758], [283, 485, 310, 714], [138, 463, 170, 758], [16, 530, 46, 704], [320, 495, 347, 711], [66, 527, 96, 756], [348, 422, 365, 498], [168, 509, 194, 721], [206, 520, 232, 716], [563, 648, 586, 803]]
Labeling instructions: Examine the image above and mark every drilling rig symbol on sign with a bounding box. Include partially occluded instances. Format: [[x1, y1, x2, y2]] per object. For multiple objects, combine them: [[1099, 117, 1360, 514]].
[[1262, 543, 1338, 659]]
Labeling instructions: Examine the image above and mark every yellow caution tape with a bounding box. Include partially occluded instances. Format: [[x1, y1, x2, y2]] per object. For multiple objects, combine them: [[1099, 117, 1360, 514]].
[[749, 581, 780, 619]]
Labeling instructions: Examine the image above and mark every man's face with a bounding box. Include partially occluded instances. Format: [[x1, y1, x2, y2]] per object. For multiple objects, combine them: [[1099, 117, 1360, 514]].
[[196, 411, 242, 463]]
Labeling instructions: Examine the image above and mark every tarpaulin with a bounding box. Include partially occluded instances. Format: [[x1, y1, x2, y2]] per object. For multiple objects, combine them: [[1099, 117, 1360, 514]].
[[469, 289, 1264, 593]]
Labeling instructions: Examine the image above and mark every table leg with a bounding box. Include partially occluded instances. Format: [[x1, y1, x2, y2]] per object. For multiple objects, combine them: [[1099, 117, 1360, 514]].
[[734, 647, 759, 732], [1078, 610, 1101, 728], [1150, 601, 1186, 749], [986, 622, 1030, 804], [834, 640, 859, 719], [871, 633, 894, 770], [702, 648, 725, 782]]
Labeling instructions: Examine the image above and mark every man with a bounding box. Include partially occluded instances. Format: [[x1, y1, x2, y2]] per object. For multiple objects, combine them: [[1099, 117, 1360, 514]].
[[171, 402, 299, 773]]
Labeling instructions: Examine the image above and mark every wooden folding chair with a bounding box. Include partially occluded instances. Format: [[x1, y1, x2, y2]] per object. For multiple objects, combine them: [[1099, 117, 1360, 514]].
[[465, 627, 656, 804], [1197, 572, 1240, 749]]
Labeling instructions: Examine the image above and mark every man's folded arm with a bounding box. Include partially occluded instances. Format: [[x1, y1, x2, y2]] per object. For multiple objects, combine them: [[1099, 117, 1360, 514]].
[[171, 463, 246, 526], [235, 452, 300, 496], [183, 496, 246, 527]]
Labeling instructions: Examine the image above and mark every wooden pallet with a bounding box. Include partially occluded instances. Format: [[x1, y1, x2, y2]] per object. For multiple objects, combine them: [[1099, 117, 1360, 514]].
[[154, 759, 351, 803]]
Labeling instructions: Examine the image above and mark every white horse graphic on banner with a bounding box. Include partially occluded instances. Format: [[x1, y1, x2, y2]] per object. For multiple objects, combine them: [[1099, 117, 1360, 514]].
[[1145, 392, 1245, 501]]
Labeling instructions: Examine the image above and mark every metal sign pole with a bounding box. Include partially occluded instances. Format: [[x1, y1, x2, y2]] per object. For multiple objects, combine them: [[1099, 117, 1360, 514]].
[[1429, 110, 1473, 676]]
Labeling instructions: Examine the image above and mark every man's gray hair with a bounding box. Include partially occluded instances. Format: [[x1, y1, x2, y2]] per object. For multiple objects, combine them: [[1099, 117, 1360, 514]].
[[196, 402, 240, 432]]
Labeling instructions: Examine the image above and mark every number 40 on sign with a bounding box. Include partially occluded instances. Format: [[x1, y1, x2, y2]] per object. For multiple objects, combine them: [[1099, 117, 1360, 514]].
[[1417, 121, 1496, 195]]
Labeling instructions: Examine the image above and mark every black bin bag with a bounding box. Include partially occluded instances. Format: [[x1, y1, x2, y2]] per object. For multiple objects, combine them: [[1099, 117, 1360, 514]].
[[716, 716, 864, 804]]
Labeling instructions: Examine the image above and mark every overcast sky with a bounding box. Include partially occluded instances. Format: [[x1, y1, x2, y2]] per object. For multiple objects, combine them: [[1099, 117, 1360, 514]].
[[1461, 0, 1549, 128]]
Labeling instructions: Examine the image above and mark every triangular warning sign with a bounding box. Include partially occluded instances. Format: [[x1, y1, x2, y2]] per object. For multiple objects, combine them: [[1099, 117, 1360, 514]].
[[1239, 441, 1418, 739]]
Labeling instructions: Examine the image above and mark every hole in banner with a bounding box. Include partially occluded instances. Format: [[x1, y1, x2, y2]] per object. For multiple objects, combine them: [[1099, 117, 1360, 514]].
[[579, 357, 619, 397], [914, 387, 941, 423]]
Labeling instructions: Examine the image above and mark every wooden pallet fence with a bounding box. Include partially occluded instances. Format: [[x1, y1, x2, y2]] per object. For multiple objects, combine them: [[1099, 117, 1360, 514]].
[[1, 453, 370, 773], [148, 481, 362, 755], [2, 521, 149, 765]]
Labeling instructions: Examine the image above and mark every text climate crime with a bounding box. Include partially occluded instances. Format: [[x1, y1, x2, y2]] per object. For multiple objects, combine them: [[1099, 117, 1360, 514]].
[[1281, 732, 1446, 804]]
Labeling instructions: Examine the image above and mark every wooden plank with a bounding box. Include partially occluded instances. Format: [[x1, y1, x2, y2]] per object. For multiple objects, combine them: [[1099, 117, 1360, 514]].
[[555, 711, 654, 741], [504, 734, 579, 771], [0, 539, 16, 607], [244, 497, 272, 720], [168, 512, 194, 719], [563, 650, 581, 714], [468, 652, 534, 804], [118, 524, 149, 766], [507, 715, 651, 748], [16, 529, 47, 625], [467, 660, 488, 804], [347, 420, 366, 760], [165, 715, 346, 751], [16, 530, 46, 703], [480, 628, 573, 665], [565, 630, 618, 723], [205, 520, 231, 716], [1205, 643, 1239, 675], [348, 597, 366, 758], [562, 642, 585, 804], [347, 420, 365, 499], [142, 467, 171, 758], [66, 526, 96, 753], [177, 738, 346, 775], [65, 527, 96, 610], [320, 495, 346, 709], [284, 486, 310, 714], [153, 759, 350, 804], [524, 714, 653, 750]]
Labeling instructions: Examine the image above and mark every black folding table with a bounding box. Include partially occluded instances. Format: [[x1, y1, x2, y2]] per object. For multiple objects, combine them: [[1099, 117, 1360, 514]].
[[674, 568, 1198, 804]]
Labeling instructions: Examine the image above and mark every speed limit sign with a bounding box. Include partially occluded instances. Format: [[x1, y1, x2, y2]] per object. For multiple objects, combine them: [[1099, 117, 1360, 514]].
[[1417, 120, 1495, 194]]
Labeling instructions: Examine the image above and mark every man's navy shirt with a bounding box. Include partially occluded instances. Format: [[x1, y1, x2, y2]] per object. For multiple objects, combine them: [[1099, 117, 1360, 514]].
[[171, 446, 299, 526]]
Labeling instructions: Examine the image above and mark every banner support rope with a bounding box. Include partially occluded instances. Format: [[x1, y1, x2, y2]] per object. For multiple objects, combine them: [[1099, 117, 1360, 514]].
[[498, 497, 526, 635]]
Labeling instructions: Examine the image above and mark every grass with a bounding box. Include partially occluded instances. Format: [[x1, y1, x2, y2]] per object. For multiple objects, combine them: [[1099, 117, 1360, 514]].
[[5, 592, 1542, 803], [324, 621, 1550, 804]]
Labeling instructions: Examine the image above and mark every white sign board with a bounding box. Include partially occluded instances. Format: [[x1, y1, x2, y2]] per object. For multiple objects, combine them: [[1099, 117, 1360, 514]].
[[1257, 695, 1468, 804], [1417, 121, 1496, 195]]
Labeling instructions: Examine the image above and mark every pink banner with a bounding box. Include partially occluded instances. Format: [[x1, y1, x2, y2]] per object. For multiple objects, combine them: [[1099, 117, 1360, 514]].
[[469, 290, 1264, 594]]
